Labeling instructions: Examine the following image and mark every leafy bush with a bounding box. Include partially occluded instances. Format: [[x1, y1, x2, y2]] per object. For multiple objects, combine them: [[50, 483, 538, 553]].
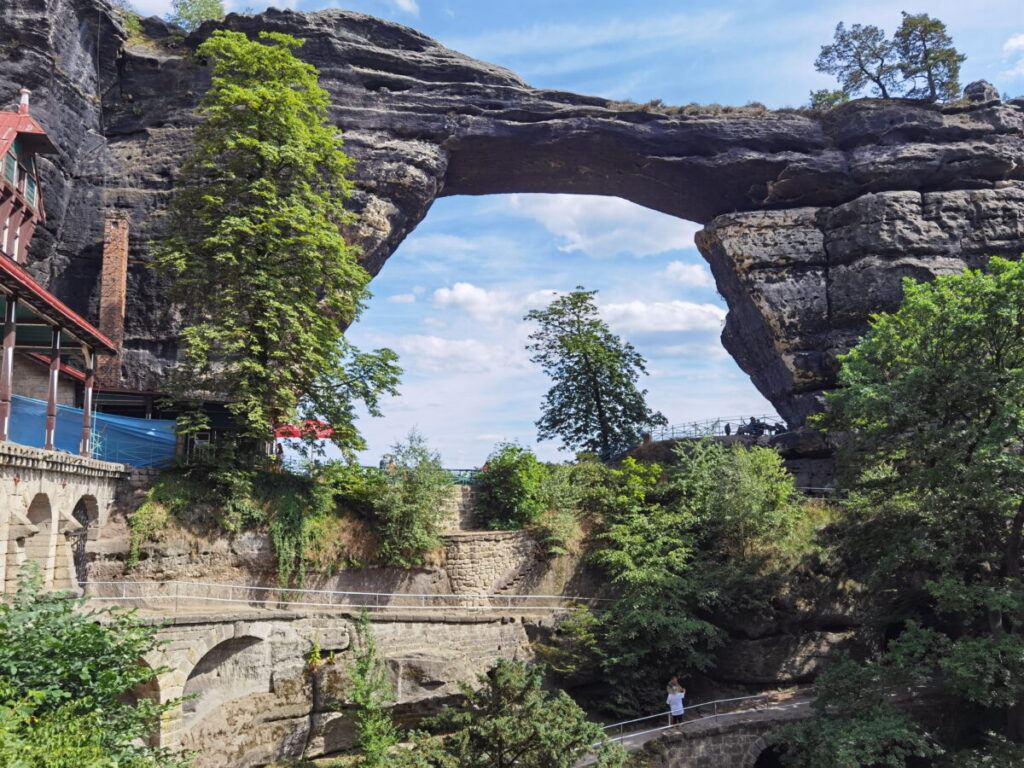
[[343, 611, 399, 768], [397, 659, 624, 768], [476, 443, 549, 529], [374, 431, 454, 567], [0, 566, 186, 766]]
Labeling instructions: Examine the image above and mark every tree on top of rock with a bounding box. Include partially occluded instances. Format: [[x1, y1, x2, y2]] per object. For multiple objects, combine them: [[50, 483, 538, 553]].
[[814, 14, 966, 104], [814, 22, 901, 99], [168, 0, 224, 32], [524, 288, 666, 460], [894, 12, 965, 102]]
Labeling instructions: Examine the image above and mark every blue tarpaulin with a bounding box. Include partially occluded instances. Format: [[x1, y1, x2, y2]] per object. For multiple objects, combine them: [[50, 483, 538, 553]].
[[9, 394, 177, 467]]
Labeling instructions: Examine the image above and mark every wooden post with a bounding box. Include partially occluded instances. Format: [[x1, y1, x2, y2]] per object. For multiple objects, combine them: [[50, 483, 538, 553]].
[[80, 345, 94, 457], [44, 327, 60, 451], [0, 296, 14, 441]]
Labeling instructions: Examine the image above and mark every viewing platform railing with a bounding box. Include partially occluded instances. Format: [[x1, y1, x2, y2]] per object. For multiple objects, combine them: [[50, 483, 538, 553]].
[[78, 580, 609, 614]]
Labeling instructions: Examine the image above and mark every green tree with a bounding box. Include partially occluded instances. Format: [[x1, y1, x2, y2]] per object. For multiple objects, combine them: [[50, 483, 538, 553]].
[[808, 258, 1024, 753], [814, 22, 900, 99], [808, 88, 850, 110], [158, 30, 400, 452], [375, 430, 454, 566], [399, 659, 624, 768], [593, 443, 804, 711], [167, 0, 224, 32], [524, 288, 666, 460], [475, 442, 550, 529], [343, 611, 399, 768], [0, 567, 185, 766], [894, 12, 965, 102]]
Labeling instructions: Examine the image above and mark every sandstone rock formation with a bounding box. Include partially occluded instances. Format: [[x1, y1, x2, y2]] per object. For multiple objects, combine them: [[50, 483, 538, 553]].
[[2, 0, 1023, 421]]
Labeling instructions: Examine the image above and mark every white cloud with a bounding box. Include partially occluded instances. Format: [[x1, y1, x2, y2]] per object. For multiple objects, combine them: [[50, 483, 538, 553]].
[[1004, 33, 1024, 52], [385, 334, 518, 373], [388, 293, 417, 304], [432, 283, 562, 322], [506, 194, 699, 258], [448, 11, 732, 62], [658, 342, 729, 360], [1003, 32, 1024, 79], [602, 300, 725, 333], [391, 0, 419, 14], [663, 261, 713, 287]]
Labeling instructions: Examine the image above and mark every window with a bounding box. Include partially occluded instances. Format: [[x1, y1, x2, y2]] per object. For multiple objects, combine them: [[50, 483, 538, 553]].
[[2, 153, 14, 185], [25, 175, 36, 208], [0, 215, 8, 255]]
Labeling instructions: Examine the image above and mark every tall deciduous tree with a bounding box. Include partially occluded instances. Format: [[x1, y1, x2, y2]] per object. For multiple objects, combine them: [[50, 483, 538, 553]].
[[814, 22, 900, 99], [894, 12, 965, 102], [801, 258, 1024, 758], [158, 31, 400, 452], [524, 288, 665, 459]]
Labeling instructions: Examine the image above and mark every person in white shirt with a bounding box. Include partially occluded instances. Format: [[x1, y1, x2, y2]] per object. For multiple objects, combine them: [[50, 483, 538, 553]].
[[666, 687, 686, 725]]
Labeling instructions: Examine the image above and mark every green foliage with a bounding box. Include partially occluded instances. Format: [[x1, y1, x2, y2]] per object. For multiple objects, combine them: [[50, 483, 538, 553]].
[[533, 604, 601, 681], [397, 659, 624, 768], [374, 431, 454, 567], [158, 30, 400, 450], [129, 461, 385, 586], [591, 444, 807, 712], [0, 566, 186, 767], [808, 88, 849, 110], [476, 443, 550, 529], [780, 656, 938, 768], [804, 257, 1024, 752], [815, 22, 900, 99], [167, 0, 224, 32], [524, 288, 666, 460], [894, 12, 964, 102], [815, 14, 965, 102], [343, 611, 399, 768]]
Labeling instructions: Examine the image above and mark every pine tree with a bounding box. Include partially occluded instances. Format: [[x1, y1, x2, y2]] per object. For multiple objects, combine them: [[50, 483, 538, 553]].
[[814, 22, 900, 99], [894, 12, 965, 102]]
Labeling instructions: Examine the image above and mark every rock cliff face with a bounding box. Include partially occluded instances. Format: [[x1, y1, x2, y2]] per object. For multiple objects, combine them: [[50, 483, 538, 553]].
[[3, 0, 1024, 420]]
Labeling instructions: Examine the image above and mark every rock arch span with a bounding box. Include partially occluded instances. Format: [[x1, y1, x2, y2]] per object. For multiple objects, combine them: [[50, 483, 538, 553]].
[[3, 1, 1024, 422]]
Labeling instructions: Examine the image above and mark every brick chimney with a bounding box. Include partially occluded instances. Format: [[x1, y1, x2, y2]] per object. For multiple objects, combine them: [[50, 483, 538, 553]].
[[95, 212, 129, 387]]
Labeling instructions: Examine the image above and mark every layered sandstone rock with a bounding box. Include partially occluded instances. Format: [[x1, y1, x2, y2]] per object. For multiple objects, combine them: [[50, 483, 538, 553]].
[[2, 0, 1023, 419]]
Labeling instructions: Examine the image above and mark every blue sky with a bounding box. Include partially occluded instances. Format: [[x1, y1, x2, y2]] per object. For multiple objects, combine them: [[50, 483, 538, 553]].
[[132, 0, 1024, 466]]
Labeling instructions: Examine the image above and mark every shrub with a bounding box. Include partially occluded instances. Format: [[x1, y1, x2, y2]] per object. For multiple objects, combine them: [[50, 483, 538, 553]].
[[374, 431, 453, 567], [475, 443, 549, 529]]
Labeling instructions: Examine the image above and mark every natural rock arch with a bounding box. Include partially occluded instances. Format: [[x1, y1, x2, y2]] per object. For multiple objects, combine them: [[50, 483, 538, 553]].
[[3, 0, 1024, 423]]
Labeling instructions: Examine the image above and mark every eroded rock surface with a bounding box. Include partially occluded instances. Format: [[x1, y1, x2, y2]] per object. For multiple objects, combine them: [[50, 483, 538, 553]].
[[2, 0, 1023, 419]]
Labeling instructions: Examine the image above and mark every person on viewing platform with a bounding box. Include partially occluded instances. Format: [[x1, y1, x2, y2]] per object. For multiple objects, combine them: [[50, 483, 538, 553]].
[[666, 686, 686, 725]]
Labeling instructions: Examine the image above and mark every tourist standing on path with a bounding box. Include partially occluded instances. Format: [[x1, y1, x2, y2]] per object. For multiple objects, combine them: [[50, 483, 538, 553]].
[[666, 684, 686, 725]]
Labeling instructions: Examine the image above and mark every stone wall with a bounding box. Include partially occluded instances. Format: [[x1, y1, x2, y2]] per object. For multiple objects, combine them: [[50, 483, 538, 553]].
[[11, 354, 76, 406], [440, 484, 477, 532], [0, 440, 124, 593], [442, 529, 541, 595], [145, 609, 533, 767]]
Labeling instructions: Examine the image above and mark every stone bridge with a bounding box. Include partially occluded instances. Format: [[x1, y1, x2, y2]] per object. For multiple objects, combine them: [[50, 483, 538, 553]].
[[637, 696, 813, 768], [0, 440, 125, 594], [134, 608, 533, 768]]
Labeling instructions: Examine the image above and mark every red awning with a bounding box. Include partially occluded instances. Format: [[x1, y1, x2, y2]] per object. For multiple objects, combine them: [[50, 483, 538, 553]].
[[0, 255, 117, 354], [274, 420, 334, 439]]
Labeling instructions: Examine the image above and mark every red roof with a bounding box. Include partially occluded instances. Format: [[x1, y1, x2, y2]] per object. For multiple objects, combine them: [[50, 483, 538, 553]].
[[0, 256, 117, 354], [275, 420, 335, 439], [25, 352, 87, 382], [0, 111, 58, 156]]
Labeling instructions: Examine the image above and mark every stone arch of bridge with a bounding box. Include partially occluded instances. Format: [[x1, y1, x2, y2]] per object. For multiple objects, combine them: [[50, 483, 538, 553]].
[[181, 635, 269, 726], [743, 733, 783, 768], [24, 492, 55, 587], [70, 494, 99, 585], [120, 659, 162, 747]]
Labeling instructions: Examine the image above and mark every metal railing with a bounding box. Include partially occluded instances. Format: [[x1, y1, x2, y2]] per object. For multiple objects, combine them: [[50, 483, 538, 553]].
[[78, 580, 609, 614], [647, 415, 785, 441], [595, 689, 813, 748]]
